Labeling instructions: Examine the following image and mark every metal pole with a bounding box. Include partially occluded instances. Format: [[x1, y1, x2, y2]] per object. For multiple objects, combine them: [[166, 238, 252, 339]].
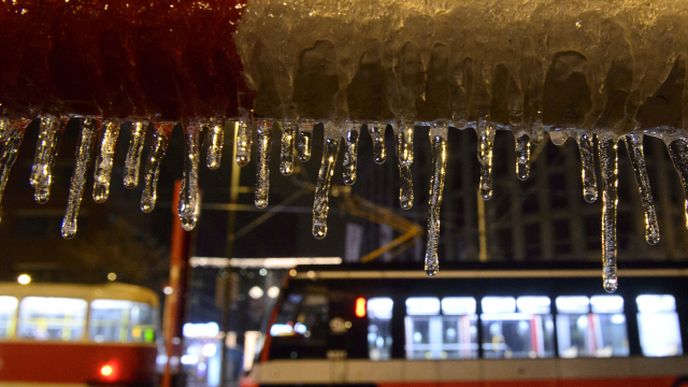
[[162, 180, 191, 387]]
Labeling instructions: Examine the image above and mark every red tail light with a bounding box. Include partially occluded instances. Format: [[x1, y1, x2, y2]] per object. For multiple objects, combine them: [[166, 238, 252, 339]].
[[99, 362, 118, 381], [355, 297, 366, 318]]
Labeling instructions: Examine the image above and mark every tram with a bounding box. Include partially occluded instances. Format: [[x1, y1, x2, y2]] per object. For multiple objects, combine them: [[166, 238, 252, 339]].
[[242, 262, 688, 387], [0, 282, 159, 386]]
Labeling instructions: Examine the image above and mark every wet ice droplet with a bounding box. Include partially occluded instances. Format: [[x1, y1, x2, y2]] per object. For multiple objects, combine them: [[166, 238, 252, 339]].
[[424, 126, 448, 276], [368, 123, 387, 164], [255, 119, 273, 208], [123, 120, 148, 189], [667, 138, 688, 231], [0, 118, 30, 223], [342, 121, 360, 185], [30, 115, 65, 204], [576, 131, 598, 203], [141, 122, 173, 213], [179, 123, 201, 231], [206, 118, 224, 170], [396, 121, 414, 210], [61, 117, 97, 239], [625, 134, 659, 245], [477, 119, 495, 200], [92, 120, 121, 203], [549, 130, 569, 146], [598, 135, 619, 293], [235, 116, 252, 167], [280, 120, 297, 176], [312, 122, 341, 239], [514, 132, 532, 181]]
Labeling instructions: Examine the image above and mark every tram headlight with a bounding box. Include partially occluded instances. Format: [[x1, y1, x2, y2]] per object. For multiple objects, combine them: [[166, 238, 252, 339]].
[[99, 362, 118, 381]]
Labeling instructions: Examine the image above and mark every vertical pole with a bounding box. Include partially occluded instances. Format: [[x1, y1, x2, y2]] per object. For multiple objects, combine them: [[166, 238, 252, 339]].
[[162, 180, 191, 387], [477, 190, 488, 262]]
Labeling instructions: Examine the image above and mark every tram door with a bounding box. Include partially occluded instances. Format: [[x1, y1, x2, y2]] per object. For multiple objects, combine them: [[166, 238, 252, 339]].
[[327, 287, 367, 383]]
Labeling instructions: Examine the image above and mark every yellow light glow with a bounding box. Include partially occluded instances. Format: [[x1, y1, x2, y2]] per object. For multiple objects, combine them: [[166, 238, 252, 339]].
[[17, 274, 31, 285]]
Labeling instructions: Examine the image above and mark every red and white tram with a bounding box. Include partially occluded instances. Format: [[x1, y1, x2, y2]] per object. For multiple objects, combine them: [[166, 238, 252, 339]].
[[242, 262, 688, 387], [0, 282, 159, 386]]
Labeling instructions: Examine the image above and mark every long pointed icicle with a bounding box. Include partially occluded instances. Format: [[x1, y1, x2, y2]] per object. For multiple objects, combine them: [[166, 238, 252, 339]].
[[280, 120, 296, 175], [0, 118, 30, 222], [312, 122, 341, 239], [342, 121, 359, 185], [123, 120, 148, 189], [369, 122, 387, 164], [235, 117, 252, 167], [667, 138, 688, 230], [576, 131, 598, 203], [477, 119, 495, 200], [396, 121, 414, 209], [255, 119, 272, 208], [424, 126, 448, 276], [141, 122, 174, 213], [514, 131, 532, 181], [297, 119, 314, 162], [92, 120, 121, 203], [61, 118, 97, 239], [30, 115, 65, 204], [598, 135, 619, 293], [179, 123, 201, 231], [206, 118, 224, 170], [625, 134, 659, 245]]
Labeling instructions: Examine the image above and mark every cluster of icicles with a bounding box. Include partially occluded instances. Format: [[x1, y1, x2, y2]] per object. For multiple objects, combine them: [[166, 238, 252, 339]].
[[2, 114, 688, 292]]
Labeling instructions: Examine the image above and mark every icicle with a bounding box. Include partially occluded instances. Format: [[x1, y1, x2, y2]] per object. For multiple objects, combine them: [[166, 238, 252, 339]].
[[30, 115, 65, 204], [667, 138, 688, 231], [342, 121, 359, 185], [255, 119, 272, 208], [123, 120, 148, 189], [61, 117, 97, 239], [368, 122, 387, 164], [625, 134, 659, 245], [141, 122, 173, 213], [235, 117, 252, 166], [312, 122, 341, 239], [297, 119, 314, 162], [576, 131, 598, 203], [279, 120, 296, 175], [598, 135, 619, 293], [92, 120, 121, 203], [206, 118, 224, 170], [514, 131, 532, 181], [424, 126, 448, 276], [179, 123, 201, 231], [477, 119, 495, 200], [0, 118, 30, 223], [396, 121, 415, 209]]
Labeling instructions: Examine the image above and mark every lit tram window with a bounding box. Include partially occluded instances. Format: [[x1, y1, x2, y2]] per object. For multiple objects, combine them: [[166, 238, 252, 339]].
[[555, 295, 629, 358], [0, 296, 18, 338], [17, 297, 87, 341], [405, 297, 478, 360], [441, 297, 478, 359], [481, 296, 555, 359], [367, 297, 393, 360], [636, 295, 683, 357], [89, 299, 156, 343]]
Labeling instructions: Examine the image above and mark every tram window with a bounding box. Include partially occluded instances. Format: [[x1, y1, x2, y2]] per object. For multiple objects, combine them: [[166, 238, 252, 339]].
[[636, 295, 683, 357], [481, 296, 555, 359], [17, 297, 87, 341], [89, 300, 156, 343], [405, 297, 478, 360], [0, 296, 18, 338], [367, 297, 393, 360], [269, 292, 328, 341], [556, 295, 629, 358]]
